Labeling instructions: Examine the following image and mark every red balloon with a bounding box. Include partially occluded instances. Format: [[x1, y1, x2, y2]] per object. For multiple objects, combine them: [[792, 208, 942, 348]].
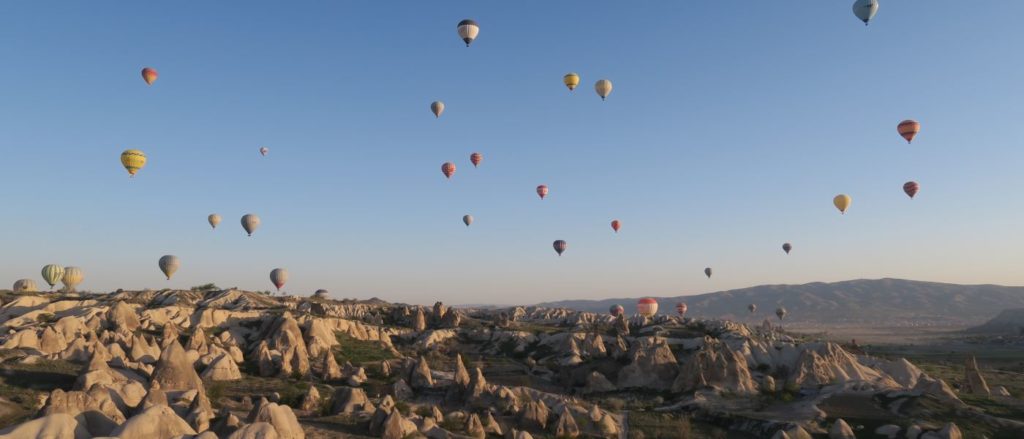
[[611, 220, 621, 233], [903, 181, 919, 199], [442, 162, 456, 179], [470, 152, 482, 168], [537, 185, 549, 199]]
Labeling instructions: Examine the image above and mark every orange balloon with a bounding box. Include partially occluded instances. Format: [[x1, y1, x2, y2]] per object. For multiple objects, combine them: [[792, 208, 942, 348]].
[[141, 67, 158, 85]]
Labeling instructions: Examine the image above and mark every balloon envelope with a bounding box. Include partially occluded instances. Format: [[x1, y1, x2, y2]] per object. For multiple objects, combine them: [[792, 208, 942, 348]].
[[903, 181, 920, 199], [852, 0, 879, 25], [595, 79, 613, 100], [898, 120, 920, 143], [442, 162, 456, 179], [41, 264, 65, 288], [833, 194, 852, 214], [676, 302, 688, 317], [782, 243, 792, 254], [563, 73, 580, 91], [536, 185, 548, 199], [637, 298, 658, 317], [609, 304, 624, 317], [704, 267, 712, 278], [159, 255, 180, 280], [241, 214, 261, 236], [61, 267, 84, 291], [611, 220, 621, 233], [470, 152, 482, 168], [13, 279, 37, 293], [141, 67, 158, 85], [120, 149, 147, 177], [431, 101, 445, 118], [208, 214, 221, 229], [776, 307, 787, 320], [457, 19, 479, 46], [748, 303, 757, 313], [270, 268, 289, 291], [463, 215, 473, 226], [259, 147, 269, 156], [553, 240, 567, 256]]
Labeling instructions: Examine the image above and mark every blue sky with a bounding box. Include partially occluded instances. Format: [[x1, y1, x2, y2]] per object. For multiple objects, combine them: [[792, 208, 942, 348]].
[[2, 1, 1023, 304]]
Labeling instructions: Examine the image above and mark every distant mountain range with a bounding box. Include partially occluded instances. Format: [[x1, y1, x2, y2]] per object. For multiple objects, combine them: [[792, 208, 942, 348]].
[[536, 278, 1024, 325]]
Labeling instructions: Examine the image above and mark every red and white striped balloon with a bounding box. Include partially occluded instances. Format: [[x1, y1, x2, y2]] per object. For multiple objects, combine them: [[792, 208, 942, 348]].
[[903, 181, 919, 199]]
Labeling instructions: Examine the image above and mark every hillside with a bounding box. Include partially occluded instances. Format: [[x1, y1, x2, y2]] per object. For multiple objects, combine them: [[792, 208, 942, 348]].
[[536, 278, 1024, 325], [968, 308, 1024, 335]]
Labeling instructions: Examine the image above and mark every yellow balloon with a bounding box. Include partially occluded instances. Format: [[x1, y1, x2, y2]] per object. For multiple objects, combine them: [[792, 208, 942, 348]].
[[833, 194, 852, 214], [563, 73, 580, 91], [121, 149, 147, 177]]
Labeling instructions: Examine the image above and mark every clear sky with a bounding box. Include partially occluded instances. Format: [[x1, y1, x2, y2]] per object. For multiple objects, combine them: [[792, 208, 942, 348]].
[[3, 1, 1024, 304]]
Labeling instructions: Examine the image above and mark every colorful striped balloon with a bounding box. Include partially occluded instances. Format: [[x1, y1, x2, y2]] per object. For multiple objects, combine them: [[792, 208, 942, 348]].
[[442, 162, 456, 179], [553, 240, 567, 256], [41, 264, 64, 289], [903, 181, 920, 199], [120, 149, 147, 177], [898, 120, 920, 143]]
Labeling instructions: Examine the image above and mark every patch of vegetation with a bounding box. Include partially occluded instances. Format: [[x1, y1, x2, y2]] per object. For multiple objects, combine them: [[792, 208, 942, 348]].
[[627, 411, 693, 439], [204, 376, 312, 409], [333, 332, 395, 366], [0, 357, 79, 428], [191, 283, 220, 292]]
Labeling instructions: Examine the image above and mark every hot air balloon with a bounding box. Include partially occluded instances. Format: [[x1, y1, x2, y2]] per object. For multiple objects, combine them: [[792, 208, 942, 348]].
[[457, 19, 479, 46], [208, 214, 221, 230], [241, 214, 261, 236], [676, 302, 688, 317], [442, 162, 456, 179], [41, 264, 64, 290], [536, 185, 549, 200], [270, 268, 288, 291], [61, 267, 84, 292], [431, 101, 445, 118], [553, 240, 567, 256], [595, 79, 613, 100], [463, 215, 473, 227], [159, 255, 180, 280], [141, 67, 158, 85], [852, 0, 879, 25], [782, 243, 792, 254], [470, 152, 483, 168], [834, 194, 852, 214], [120, 149, 147, 177], [748, 303, 757, 314], [637, 298, 658, 317], [609, 304, 624, 317], [313, 289, 329, 299], [775, 307, 787, 321], [611, 220, 621, 233], [13, 279, 37, 293], [898, 120, 920, 143], [704, 267, 712, 278], [259, 147, 269, 156], [563, 73, 580, 91], [903, 181, 920, 199]]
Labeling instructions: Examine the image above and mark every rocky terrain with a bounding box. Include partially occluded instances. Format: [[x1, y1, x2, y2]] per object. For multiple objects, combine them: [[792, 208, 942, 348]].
[[539, 278, 1024, 326], [0, 288, 1020, 438]]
